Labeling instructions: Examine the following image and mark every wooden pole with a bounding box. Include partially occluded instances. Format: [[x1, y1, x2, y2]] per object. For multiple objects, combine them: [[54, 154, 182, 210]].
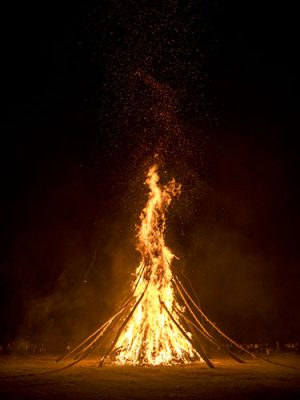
[[56, 304, 126, 362], [98, 289, 146, 367], [177, 308, 219, 347], [176, 310, 214, 360], [180, 311, 245, 363], [175, 276, 256, 358], [160, 299, 215, 369], [73, 314, 121, 360], [173, 278, 245, 363], [173, 277, 217, 343], [57, 264, 147, 363]]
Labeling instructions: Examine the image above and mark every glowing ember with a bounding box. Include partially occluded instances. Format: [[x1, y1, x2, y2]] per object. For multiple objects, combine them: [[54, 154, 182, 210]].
[[114, 165, 198, 365]]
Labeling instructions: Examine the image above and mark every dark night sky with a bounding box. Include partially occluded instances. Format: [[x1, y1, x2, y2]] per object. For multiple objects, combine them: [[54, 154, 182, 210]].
[[0, 1, 299, 349]]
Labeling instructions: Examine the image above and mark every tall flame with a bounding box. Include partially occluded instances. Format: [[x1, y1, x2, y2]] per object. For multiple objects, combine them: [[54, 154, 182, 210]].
[[114, 165, 198, 365]]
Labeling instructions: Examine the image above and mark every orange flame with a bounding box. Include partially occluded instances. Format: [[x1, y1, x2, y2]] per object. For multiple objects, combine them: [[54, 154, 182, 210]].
[[114, 165, 198, 365]]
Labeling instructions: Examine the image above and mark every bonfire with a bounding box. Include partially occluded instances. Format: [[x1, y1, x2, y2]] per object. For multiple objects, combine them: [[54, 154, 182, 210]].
[[58, 165, 252, 368]]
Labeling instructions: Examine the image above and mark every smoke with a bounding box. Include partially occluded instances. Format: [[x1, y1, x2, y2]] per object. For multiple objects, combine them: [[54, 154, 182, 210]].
[[169, 133, 300, 342], [1, 0, 299, 352]]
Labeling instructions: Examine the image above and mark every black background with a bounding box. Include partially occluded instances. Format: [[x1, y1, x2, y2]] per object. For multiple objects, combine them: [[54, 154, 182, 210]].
[[0, 1, 299, 350]]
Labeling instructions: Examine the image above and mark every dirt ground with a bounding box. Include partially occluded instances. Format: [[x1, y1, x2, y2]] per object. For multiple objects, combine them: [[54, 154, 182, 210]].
[[0, 354, 299, 400]]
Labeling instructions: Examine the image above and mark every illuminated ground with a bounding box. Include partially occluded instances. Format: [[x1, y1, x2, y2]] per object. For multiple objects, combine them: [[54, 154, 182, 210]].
[[0, 354, 299, 399]]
